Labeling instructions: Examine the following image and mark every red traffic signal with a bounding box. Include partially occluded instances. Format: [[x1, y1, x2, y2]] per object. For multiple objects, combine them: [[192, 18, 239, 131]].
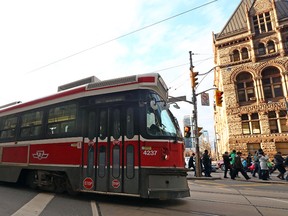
[[215, 90, 224, 107]]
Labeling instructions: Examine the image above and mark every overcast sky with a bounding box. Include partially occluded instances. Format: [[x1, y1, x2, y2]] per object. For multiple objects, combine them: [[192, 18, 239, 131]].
[[0, 0, 241, 144]]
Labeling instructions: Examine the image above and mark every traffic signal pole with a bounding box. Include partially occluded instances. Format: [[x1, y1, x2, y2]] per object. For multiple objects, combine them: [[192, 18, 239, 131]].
[[189, 51, 202, 177]]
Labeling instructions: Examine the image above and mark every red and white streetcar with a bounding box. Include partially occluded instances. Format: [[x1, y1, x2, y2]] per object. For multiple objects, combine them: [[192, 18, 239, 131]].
[[0, 73, 189, 199]]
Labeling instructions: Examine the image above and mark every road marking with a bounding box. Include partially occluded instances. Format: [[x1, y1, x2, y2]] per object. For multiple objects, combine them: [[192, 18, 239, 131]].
[[11, 193, 54, 216], [266, 198, 288, 204], [91, 201, 99, 216]]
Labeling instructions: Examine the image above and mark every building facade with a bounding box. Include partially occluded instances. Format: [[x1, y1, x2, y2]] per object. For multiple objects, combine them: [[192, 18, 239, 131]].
[[213, 0, 288, 158]]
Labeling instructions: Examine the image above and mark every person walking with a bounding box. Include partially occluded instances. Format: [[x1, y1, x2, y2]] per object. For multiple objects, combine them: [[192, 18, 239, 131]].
[[229, 150, 237, 178], [188, 153, 196, 175], [223, 151, 231, 178], [271, 152, 286, 180], [230, 150, 236, 166], [246, 152, 252, 168], [231, 151, 250, 180], [202, 150, 212, 177], [252, 150, 260, 178], [258, 149, 269, 180]]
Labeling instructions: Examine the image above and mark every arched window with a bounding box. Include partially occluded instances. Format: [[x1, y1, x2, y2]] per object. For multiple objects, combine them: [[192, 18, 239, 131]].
[[236, 72, 255, 103], [267, 40, 275, 53], [258, 43, 266, 55], [241, 47, 249, 60], [262, 67, 283, 99], [232, 50, 240, 61]]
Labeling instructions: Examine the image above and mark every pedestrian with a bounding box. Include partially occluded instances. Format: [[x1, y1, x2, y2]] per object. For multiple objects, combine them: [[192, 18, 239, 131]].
[[258, 149, 269, 180], [188, 153, 195, 172], [285, 156, 288, 181], [270, 152, 286, 180], [229, 150, 236, 166], [229, 150, 237, 178], [252, 150, 260, 178], [202, 150, 212, 177], [242, 158, 247, 171], [222, 151, 231, 178], [231, 152, 250, 180], [246, 152, 252, 168]]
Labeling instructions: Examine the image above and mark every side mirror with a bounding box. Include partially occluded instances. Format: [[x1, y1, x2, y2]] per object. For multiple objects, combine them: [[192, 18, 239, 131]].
[[162, 102, 170, 110]]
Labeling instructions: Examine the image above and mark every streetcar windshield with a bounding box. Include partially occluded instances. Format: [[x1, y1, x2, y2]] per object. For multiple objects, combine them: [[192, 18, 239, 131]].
[[146, 94, 181, 138]]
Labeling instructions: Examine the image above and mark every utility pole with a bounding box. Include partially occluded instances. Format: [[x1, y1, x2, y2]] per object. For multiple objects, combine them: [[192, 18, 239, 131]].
[[189, 51, 201, 177]]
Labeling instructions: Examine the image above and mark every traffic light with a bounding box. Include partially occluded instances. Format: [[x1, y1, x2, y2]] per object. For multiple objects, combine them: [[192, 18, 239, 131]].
[[191, 71, 199, 88], [184, 126, 191, 138], [198, 127, 203, 137], [215, 90, 224, 107]]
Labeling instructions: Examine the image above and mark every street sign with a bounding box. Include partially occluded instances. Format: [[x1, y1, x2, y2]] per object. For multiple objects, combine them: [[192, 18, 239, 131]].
[[201, 92, 210, 106]]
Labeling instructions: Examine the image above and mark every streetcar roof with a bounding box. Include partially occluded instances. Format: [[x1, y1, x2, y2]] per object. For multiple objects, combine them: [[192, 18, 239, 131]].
[[0, 73, 168, 115]]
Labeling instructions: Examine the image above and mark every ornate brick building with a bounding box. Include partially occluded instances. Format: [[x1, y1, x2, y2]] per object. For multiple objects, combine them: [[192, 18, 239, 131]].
[[213, 0, 288, 158]]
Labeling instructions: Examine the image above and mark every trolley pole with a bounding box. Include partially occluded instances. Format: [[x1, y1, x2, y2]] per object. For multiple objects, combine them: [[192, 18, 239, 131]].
[[189, 51, 201, 177]]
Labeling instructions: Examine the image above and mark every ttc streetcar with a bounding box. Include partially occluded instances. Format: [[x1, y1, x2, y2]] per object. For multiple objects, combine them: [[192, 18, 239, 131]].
[[0, 73, 190, 199]]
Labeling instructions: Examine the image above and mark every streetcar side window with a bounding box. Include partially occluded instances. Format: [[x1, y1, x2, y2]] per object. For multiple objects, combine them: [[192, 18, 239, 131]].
[[20, 111, 43, 138], [88, 112, 96, 140], [47, 103, 77, 136], [99, 110, 107, 140], [112, 145, 120, 178], [126, 145, 135, 179], [0, 115, 18, 140], [98, 145, 106, 178], [112, 108, 121, 140], [126, 107, 134, 139]]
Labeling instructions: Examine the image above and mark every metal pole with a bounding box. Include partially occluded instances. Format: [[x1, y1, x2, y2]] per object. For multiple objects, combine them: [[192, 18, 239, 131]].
[[189, 51, 201, 177]]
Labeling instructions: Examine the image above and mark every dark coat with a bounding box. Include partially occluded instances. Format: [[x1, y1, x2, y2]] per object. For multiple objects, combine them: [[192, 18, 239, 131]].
[[234, 155, 243, 169], [274, 153, 285, 165], [188, 156, 195, 169], [202, 153, 211, 166], [223, 154, 231, 166]]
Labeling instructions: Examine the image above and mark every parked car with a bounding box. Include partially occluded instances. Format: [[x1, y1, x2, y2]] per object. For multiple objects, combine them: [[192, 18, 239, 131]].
[[217, 160, 225, 171]]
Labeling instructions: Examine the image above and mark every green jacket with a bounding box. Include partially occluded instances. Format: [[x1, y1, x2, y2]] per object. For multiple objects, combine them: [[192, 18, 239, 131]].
[[230, 152, 236, 165]]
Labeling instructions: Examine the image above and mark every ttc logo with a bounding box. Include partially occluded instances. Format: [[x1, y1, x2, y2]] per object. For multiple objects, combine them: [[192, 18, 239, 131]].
[[32, 150, 49, 160]]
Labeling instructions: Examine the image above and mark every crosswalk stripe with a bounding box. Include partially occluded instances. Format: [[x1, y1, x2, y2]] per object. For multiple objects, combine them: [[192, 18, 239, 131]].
[[91, 201, 99, 216], [11, 193, 54, 216]]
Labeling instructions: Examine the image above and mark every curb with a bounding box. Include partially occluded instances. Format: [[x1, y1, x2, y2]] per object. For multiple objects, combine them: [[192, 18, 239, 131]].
[[187, 177, 221, 180], [186, 176, 288, 184]]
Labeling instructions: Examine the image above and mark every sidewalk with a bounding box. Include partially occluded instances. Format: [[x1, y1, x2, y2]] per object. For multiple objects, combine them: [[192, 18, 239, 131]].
[[186, 170, 288, 184]]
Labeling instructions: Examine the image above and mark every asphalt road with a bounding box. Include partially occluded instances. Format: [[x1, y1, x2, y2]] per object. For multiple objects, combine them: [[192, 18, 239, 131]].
[[0, 170, 287, 216]]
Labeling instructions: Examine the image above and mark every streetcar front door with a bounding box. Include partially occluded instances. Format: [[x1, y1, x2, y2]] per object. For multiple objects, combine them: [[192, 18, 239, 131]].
[[82, 106, 139, 195]]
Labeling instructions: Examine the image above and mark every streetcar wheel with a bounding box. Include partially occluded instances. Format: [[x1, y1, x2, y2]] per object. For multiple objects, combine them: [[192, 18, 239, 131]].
[[54, 176, 65, 193]]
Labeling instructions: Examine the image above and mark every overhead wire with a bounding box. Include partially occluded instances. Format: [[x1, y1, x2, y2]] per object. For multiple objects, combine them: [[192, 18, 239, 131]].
[[168, 56, 214, 92], [25, 0, 218, 74]]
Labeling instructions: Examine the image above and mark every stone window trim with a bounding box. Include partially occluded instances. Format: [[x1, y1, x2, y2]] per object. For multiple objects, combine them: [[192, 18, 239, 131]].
[[236, 72, 256, 103], [230, 47, 250, 62], [268, 110, 288, 134], [261, 66, 284, 100], [241, 113, 261, 135], [256, 40, 277, 56], [252, 11, 273, 35]]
